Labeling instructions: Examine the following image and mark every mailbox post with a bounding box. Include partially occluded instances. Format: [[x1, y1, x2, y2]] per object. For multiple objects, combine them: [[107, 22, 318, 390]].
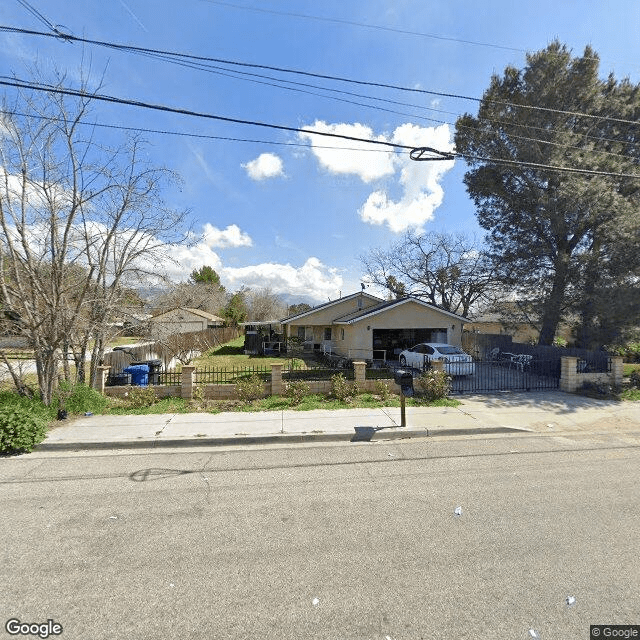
[[393, 369, 414, 428]]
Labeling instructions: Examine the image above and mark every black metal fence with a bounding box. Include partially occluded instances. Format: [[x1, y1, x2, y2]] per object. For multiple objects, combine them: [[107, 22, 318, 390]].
[[197, 366, 271, 384], [449, 359, 560, 394], [283, 367, 354, 382]]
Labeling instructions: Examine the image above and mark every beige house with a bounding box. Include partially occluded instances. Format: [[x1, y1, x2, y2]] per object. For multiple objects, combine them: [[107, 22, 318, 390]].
[[150, 307, 224, 340], [281, 292, 466, 362]]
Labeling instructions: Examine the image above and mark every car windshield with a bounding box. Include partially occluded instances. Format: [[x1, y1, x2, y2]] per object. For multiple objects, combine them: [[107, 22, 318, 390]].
[[437, 346, 465, 355]]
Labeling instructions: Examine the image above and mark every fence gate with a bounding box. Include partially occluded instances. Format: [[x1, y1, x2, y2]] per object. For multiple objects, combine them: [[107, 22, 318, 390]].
[[450, 359, 560, 394]]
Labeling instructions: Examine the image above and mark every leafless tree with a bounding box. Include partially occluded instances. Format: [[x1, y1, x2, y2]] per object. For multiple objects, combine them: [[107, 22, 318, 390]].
[[150, 282, 228, 318], [0, 70, 190, 404], [245, 287, 288, 321], [361, 231, 501, 317]]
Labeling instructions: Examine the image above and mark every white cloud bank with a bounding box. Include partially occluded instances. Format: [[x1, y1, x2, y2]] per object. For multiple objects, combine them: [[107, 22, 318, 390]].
[[300, 121, 455, 233], [163, 224, 341, 302], [242, 152, 285, 180]]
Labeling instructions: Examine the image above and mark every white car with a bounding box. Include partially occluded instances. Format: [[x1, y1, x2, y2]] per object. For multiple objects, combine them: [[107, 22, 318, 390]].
[[399, 343, 475, 376]]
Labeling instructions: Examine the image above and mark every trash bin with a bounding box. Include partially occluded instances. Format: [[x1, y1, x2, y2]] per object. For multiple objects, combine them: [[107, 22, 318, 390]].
[[132, 359, 163, 385], [123, 364, 150, 386]]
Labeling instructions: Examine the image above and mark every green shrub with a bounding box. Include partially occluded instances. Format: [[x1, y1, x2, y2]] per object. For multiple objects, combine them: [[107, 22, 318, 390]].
[[235, 374, 266, 402], [630, 370, 640, 389], [373, 379, 391, 401], [0, 405, 48, 454], [55, 382, 108, 415], [284, 380, 311, 405], [414, 369, 451, 402], [124, 386, 158, 408], [330, 373, 359, 403]]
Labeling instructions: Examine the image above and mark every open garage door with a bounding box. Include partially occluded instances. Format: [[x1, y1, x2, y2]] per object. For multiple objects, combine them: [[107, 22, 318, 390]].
[[372, 328, 448, 361]]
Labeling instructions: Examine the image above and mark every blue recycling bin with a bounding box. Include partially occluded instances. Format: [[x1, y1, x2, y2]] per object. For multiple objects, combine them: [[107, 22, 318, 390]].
[[123, 364, 150, 386]]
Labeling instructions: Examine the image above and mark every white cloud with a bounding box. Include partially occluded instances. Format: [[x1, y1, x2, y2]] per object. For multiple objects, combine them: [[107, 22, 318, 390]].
[[202, 223, 252, 248], [222, 257, 342, 301], [242, 153, 285, 180], [299, 121, 395, 183], [301, 120, 455, 233]]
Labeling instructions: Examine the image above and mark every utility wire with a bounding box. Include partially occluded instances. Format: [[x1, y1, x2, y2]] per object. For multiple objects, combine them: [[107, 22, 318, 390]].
[[0, 107, 404, 153], [2, 77, 639, 179], [1, 25, 638, 126], [0, 76, 453, 159]]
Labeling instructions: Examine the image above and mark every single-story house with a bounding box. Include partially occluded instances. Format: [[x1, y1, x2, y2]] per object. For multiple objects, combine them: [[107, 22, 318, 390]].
[[280, 291, 467, 362], [150, 307, 225, 340]]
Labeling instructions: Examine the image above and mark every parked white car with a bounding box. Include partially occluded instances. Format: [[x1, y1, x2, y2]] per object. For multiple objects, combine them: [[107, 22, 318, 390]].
[[399, 343, 475, 376]]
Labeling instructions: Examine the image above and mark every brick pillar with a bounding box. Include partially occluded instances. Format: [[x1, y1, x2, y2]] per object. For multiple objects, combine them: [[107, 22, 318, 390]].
[[271, 363, 283, 395], [610, 356, 624, 386], [181, 366, 196, 399], [431, 360, 445, 373], [95, 366, 110, 394], [560, 356, 578, 393], [353, 361, 366, 386]]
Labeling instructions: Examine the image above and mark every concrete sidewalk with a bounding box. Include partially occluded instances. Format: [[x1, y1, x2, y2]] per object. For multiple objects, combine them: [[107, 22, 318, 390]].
[[35, 391, 640, 452]]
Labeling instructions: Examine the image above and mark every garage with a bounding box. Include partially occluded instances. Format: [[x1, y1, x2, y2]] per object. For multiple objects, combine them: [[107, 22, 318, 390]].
[[372, 328, 448, 361]]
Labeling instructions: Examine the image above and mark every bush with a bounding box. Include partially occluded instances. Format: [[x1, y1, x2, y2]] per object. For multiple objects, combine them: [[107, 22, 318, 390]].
[[55, 382, 109, 415], [330, 373, 359, 403], [0, 405, 48, 454], [235, 374, 266, 402], [124, 386, 158, 408], [373, 379, 391, 401], [630, 370, 640, 389], [284, 380, 311, 405], [414, 369, 451, 402]]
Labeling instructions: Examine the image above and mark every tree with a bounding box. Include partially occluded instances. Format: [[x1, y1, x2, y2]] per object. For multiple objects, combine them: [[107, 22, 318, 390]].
[[222, 290, 248, 326], [151, 281, 227, 318], [286, 303, 312, 317], [361, 231, 499, 316], [455, 41, 640, 346], [0, 70, 189, 404], [245, 287, 288, 321], [189, 265, 223, 287]]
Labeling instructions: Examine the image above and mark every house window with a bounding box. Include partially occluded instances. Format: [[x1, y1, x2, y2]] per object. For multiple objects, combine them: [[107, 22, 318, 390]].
[[297, 326, 305, 340], [341, 328, 345, 340], [324, 328, 332, 341]]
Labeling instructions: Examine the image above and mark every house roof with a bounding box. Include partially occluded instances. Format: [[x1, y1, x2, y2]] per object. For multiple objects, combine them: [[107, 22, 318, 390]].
[[280, 291, 384, 323], [151, 307, 224, 323], [333, 297, 468, 324]]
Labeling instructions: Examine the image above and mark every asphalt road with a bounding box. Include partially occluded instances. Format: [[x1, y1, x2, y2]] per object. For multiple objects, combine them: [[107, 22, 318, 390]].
[[2, 431, 639, 640]]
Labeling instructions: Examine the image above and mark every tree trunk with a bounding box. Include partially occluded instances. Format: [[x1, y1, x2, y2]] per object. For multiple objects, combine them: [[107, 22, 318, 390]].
[[538, 254, 570, 345]]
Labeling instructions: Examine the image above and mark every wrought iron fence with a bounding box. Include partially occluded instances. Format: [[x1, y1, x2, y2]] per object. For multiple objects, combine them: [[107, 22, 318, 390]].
[[196, 365, 271, 384], [283, 367, 354, 382]]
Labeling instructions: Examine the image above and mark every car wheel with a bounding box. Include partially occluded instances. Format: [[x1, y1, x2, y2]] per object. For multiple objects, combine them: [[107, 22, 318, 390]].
[[400, 356, 407, 366]]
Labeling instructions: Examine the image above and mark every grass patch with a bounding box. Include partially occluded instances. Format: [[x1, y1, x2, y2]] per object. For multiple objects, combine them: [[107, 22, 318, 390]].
[[623, 363, 640, 377], [620, 388, 640, 401], [107, 396, 191, 415], [191, 336, 307, 371]]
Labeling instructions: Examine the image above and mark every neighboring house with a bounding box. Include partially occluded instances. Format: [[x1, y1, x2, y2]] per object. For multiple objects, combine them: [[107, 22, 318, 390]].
[[464, 301, 573, 344], [149, 307, 225, 340], [280, 291, 467, 362]]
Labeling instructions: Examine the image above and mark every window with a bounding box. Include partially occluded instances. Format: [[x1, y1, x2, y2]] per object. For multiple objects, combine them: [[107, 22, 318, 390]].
[[297, 326, 305, 340], [341, 328, 345, 340], [324, 328, 332, 341]]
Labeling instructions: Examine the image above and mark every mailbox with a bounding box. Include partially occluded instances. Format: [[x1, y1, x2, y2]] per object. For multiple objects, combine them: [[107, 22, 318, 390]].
[[393, 369, 414, 397]]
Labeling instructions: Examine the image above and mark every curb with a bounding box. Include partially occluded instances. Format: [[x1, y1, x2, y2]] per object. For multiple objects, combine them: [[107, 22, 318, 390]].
[[34, 426, 525, 452]]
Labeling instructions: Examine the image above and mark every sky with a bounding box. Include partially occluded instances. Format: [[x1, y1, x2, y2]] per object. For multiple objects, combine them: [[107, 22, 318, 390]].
[[0, 0, 639, 305]]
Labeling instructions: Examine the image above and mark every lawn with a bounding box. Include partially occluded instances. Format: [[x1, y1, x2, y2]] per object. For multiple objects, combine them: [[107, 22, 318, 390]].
[[190, 336, 307, 371]]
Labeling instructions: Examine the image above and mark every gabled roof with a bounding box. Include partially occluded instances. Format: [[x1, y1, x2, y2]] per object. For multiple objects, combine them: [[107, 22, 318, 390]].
[[333, 296, 468, 324], [151, 307, 224, 323], [280, 292, 384, 323]]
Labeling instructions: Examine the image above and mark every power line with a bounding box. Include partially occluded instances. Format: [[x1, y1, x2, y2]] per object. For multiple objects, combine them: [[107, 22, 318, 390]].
[[1, 25, 638, 126], [0, 107, 405, 154], [2, 77, 638, 179], [0, 76, 453, 159]]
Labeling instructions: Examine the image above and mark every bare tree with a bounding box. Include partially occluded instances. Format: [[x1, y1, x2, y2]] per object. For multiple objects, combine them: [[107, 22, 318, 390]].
[[151, 281, 228, 318], [245, 287, 288, 321], [0, 71, 190, 404], [361, 231, 500, 317]]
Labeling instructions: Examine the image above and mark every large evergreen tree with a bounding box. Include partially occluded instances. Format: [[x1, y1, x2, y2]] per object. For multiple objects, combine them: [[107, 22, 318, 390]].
[[455, 42, 640, 346]]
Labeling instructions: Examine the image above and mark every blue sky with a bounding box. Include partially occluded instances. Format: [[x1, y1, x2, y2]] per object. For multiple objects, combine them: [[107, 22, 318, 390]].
[[1, 0, 639, 304]]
